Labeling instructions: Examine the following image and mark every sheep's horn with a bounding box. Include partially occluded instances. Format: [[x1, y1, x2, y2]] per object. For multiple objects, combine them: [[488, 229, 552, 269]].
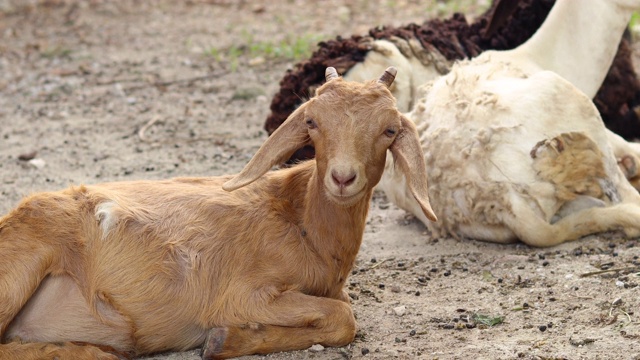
[[325, 67, 339, 82], [378, 67, 397, 88]]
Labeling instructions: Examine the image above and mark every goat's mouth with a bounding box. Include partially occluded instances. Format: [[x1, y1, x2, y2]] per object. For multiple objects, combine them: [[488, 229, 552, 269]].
[[326, 188, 366, 206]]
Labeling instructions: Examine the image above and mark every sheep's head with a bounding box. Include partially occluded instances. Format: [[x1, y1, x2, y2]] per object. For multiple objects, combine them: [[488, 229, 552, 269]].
[[224, 67, 436, 221]]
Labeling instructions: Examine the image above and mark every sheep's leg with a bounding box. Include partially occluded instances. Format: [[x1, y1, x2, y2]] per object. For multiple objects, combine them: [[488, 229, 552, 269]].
[[606, 129, 640, 190], [202, 292, 356, 359], [505, 193, 640, 247]]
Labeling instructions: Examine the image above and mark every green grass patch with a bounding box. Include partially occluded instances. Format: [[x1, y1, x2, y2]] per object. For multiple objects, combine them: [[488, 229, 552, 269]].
[[206, 32, 323, 71], [471, 313, 504, 327], [40, 46, 73, 59]]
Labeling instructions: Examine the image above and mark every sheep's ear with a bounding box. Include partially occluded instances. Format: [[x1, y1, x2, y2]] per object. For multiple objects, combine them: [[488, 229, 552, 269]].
[[223, 104, 309, 191], [390, 115, 437, 222]]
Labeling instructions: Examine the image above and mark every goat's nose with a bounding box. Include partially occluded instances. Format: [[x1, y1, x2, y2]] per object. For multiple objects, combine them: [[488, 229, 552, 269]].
[[332, 170, 357, 188]]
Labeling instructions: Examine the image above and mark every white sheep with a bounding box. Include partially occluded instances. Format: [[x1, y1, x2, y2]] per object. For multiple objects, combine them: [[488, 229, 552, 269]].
[[343, 0, 640, 187], [376, 0, 640, 246], [0, 68, 436, 359]]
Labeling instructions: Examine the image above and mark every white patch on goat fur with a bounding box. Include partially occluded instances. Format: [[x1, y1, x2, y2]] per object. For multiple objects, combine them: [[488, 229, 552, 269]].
[[95, 201, 118, 239]]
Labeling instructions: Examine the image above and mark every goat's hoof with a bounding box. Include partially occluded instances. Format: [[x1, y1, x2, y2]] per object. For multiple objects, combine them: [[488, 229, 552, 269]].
[[201, 327, 228, 359]]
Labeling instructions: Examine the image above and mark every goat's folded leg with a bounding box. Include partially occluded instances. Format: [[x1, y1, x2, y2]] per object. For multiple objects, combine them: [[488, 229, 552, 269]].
[[201, 291, 356, 359], [0, 340, 128, 360]]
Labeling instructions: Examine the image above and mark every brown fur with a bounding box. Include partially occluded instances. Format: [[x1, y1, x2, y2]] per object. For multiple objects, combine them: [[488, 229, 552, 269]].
[[0, 69, 435, 359], [531, 132, 608, 202]]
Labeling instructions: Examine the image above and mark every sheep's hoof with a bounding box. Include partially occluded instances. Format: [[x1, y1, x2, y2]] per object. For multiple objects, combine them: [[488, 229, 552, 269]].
[[618, 154, 638, 179], [623, 226, 640, 239], [201, 327, 228, 360]]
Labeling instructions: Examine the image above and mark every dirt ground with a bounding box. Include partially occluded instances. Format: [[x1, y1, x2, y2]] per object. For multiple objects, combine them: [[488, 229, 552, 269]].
[[1, 1, 639, 359]]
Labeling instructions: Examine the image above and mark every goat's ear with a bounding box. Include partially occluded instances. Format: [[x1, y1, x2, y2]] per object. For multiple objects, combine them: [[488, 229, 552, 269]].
[[223, 104, 309, 191], [390, 115, 437, 222]]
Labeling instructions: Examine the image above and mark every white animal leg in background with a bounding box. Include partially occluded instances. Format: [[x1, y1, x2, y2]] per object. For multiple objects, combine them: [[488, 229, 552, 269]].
[[503, 195, 640, 247], [506, 0, 640, 98]]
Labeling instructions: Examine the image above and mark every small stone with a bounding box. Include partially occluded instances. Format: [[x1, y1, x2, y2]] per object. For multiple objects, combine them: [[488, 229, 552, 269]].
[[18, 151, 37, 161], [538, 325, 547, 332], [616, 280, 625, 288], [409, 329, 416, 336], [248, 57, 265, 66], [28, 158, 46, 169], [361, 347, 370, 355], [308, 344, 324, 352], [612, 298, 623, 306], [393, 305, 406, 316]]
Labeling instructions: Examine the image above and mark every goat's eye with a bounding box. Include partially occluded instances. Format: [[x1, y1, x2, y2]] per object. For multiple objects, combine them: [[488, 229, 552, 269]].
[[306, 119, 317, 129], [384, 128, 397, 137]]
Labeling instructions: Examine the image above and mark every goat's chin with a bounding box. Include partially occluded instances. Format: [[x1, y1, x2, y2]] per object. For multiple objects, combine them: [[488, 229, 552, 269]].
[[325, 189, 367, 207]]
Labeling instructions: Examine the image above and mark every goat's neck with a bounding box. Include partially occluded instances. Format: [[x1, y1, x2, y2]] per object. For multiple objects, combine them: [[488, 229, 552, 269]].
[[304, 169, 370, 252], [272, 161, 371, 296], [515, 0, 636, 98], [301, 167, 371, 285]]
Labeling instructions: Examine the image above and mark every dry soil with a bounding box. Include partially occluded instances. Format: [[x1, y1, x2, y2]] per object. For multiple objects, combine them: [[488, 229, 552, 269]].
[[0, 1, 639, 360]]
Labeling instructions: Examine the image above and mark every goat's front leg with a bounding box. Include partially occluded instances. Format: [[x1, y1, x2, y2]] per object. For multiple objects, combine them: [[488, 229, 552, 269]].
[[201, 291, 356, 359]]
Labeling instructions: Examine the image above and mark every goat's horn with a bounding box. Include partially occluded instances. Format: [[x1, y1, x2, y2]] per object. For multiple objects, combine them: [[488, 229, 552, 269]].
[[325, 67, 339, 82], [378, 67, 397, 88]]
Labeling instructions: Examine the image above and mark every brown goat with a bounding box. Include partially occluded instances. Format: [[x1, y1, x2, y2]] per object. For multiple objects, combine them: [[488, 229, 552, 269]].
[[0, 68, 436, 359]]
